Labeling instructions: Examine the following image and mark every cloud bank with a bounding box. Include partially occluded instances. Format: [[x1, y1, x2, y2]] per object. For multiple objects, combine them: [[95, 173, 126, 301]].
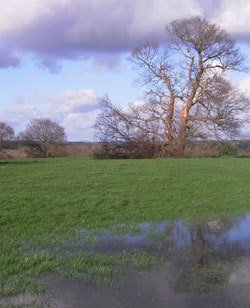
[[2, 0, 250, 71], [0, 89, 99, 141], [0, 0, 202, 70]]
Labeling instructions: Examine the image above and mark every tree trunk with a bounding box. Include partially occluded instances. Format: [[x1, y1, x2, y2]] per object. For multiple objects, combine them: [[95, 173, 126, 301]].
[[168, 138, 186, 157], [168, 116, 187, 157]]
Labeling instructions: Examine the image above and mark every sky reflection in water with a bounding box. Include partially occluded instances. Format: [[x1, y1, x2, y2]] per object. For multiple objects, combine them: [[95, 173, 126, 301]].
[[5, 214, 250, 308]]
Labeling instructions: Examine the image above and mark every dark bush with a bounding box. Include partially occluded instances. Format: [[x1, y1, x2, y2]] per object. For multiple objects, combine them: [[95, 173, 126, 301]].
[[94, 140, 168, 159], [217, 141, 237, 156]]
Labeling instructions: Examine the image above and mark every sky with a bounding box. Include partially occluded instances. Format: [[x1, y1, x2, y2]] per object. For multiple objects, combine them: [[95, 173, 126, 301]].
[[1, 0, 250, 141]]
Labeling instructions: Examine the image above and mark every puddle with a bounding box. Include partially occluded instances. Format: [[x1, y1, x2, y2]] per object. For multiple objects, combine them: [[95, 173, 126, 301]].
[[3, 214, 250, 307], [77, 215, 250, 258]]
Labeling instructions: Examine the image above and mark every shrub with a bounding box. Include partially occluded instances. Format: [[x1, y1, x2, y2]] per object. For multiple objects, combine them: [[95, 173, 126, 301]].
[[217, 141, 237, 156]]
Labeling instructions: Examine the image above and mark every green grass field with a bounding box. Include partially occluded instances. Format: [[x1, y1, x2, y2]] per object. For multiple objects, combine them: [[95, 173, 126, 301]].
[[1, 157, 250, 237], [1, 156, 250, 299]]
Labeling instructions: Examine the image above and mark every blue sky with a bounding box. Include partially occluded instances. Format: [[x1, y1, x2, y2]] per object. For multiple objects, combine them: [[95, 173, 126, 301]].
[[1, 0, 250, 141]]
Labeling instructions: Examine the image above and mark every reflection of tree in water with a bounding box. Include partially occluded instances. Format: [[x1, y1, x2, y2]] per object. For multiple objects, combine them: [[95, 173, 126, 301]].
[[190, 225, 205, 265], [160, 219, 235, 294]]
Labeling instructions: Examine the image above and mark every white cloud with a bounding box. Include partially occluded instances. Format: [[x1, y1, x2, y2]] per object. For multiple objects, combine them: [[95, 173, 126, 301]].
[[61, 110, 99, 141], [0, 89, 100, 141], [46, 89, 99, 140], [0, 0, 70, 35], [127, 0, 201, 41], [0, 104, 40, 133], [47, 89, 98, 115], [238, 75, 250, 95], [213, 0, 250, 36]]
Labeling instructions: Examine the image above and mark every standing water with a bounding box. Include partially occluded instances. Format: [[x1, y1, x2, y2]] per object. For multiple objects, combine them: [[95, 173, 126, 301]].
[[3, 214, 250, 307]]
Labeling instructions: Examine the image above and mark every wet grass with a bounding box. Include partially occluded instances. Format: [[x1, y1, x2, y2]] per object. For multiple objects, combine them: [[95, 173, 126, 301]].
[[1, 156, 250, 300], [0, 240, 159, 298]]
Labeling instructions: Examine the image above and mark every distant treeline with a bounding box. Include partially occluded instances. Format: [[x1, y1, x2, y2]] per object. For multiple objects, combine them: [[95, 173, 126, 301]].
[[1, 139, 250, 159]]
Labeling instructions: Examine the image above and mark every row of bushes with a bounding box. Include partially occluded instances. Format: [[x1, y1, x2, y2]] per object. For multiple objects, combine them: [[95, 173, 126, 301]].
[[1, 139, 249, 160], [94, 140, 240, 159], [0, 141, 97, 159]]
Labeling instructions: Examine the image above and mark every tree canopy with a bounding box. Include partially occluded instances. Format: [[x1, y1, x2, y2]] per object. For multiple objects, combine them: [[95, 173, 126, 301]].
[[0, 122, 15, 151], [20, 119, 66, 157]]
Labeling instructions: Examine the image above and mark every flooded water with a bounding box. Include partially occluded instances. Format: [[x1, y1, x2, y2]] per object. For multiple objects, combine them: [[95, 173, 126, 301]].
[[3, 214, 250, 307]]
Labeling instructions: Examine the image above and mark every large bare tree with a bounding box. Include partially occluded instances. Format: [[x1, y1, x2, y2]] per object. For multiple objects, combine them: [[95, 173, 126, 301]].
[[95, 17, 250, 157], [19, 119, 66, 157]]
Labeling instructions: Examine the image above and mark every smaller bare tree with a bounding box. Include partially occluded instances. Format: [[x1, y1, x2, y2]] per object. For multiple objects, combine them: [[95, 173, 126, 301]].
[[95, 97, 166, 158], [0, 122, 15, 151], [19, 119, 66, 157]]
